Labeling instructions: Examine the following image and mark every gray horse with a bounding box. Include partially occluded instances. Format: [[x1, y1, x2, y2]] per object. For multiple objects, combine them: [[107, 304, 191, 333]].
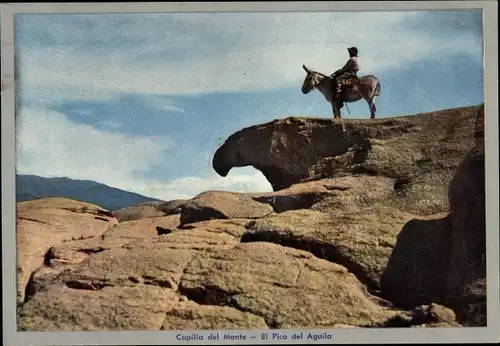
[[301, 64, 381, 119]]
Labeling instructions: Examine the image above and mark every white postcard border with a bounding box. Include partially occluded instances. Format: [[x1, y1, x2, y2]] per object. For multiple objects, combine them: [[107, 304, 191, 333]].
[[2, 1, 498, 345]]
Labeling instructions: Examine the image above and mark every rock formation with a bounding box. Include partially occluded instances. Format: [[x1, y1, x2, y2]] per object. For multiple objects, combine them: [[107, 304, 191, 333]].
[[16, 104, 487, 331], [16, 198, 118, 303], [380, 105, 486, 326], [213, 106, 478, 193]]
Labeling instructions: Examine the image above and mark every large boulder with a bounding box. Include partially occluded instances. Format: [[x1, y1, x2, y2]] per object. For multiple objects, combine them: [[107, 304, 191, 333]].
[[177, 242, 401, 329], [114, 200, 186, 222], [380, 108, 486, 325], [242, 206, 416, 292], [179, 191, 273, 226], [19, 235, 408, 331], [213, 106, 478, 192], [249, 175, 394, 214], [16, 198, 117, 302], [44, 214, 182, 267], [379, 214, 452, 307], [445, 142, 486, 305]]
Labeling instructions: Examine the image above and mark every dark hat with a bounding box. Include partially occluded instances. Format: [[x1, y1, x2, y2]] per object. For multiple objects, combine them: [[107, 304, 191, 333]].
[[348, 47, 358, 55]]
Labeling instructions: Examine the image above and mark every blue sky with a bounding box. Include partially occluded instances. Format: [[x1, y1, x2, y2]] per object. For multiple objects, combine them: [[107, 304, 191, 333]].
[[13, 10, 484, 201]]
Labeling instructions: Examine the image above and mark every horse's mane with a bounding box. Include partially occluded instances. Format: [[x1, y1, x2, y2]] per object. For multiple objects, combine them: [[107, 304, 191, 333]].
[[313, 71, 332, 80]]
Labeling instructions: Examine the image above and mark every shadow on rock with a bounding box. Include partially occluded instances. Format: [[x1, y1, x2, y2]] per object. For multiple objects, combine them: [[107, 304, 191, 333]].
[[380, 215, 452, 308], [380, 141, 486, 326]]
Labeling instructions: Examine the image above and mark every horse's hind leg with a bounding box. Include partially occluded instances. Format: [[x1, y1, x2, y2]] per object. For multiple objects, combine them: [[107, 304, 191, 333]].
[[368, 96, 377, 119], [370, 102, 376, 119]]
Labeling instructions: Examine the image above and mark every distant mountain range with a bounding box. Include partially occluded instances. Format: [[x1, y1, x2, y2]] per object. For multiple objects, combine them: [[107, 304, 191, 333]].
[[16, 174, 163, 211]]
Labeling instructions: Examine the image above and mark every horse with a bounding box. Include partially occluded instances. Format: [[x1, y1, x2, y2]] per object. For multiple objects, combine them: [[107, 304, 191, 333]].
[[301, 64, 381, 120]]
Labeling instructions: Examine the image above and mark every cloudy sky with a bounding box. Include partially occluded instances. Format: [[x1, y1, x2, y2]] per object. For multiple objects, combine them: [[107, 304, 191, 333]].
[[13, 9, 484, 201]]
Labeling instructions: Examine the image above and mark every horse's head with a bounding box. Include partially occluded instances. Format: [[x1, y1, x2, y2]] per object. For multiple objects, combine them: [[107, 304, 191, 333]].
[[301, 64, 322, 94]]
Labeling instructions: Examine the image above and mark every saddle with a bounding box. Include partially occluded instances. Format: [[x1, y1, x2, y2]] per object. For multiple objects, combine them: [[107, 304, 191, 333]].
[[331, 74, 359, 91], [331, 75, 359, 109], [342, 76, 360, 88]]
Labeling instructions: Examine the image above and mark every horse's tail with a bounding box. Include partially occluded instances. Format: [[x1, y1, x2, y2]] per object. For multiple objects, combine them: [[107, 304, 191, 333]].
[[375, 81, 381, 97]]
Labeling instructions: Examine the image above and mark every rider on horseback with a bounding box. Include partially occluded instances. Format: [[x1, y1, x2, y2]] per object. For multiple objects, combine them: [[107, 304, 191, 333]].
[[331, 47, 359, 108]]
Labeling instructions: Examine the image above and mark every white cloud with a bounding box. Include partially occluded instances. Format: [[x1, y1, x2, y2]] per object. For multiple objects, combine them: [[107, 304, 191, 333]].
[[15, 11, 483, 103], [117, 168, 273, 201], [15, 107, 273, 201], [16, 107, 171, 184]]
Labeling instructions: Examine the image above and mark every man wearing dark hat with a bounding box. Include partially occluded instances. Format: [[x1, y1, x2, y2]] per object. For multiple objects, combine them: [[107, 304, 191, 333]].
[[331, 47, 360, 107]]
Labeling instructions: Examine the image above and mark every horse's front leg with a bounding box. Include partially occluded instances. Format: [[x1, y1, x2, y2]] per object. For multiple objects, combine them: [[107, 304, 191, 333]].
[[332, 102, 341, 119], [332, 102, 347, 136]]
